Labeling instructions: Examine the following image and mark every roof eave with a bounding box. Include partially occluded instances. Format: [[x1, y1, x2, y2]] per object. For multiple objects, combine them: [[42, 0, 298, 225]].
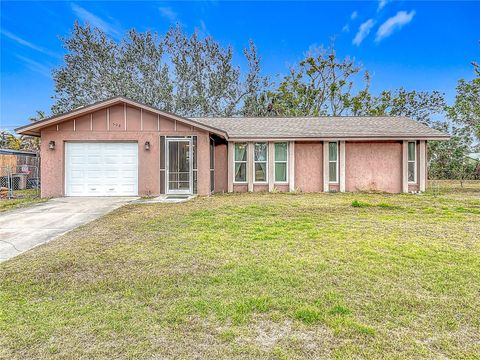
[[227, 135, 451, 141]]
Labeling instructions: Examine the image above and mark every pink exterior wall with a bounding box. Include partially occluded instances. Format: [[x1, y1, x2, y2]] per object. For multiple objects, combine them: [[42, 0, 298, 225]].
[[214, 143, 228, 193], [274, 184, 289, 192], [233, 184, 248, 193], [294, 142, 323, 192], [345, 141, 402, 193], [39, 104, 210, 198], [196, 135, 210, 195], [253, 184, 268, 192]]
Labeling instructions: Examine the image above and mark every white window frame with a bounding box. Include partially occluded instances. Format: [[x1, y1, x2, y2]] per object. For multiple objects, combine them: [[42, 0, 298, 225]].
[[210, 137, 215, 193], [328, 141, 339, 183], [253, 142, 268, 184], [274, 142, 289, 184], [234, 142, 248, 184], [408, 141, 417, 184]]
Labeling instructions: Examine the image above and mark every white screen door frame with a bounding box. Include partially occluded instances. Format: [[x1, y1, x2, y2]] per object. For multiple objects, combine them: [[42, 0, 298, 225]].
[[166, 138, 193, 195]]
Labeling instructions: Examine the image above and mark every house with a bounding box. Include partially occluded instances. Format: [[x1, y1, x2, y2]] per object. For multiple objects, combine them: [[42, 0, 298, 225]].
[[15, 97, 449, 197]]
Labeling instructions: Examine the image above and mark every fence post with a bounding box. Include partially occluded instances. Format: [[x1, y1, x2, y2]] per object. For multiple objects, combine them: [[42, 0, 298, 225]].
[[8, 166, 13, 199]]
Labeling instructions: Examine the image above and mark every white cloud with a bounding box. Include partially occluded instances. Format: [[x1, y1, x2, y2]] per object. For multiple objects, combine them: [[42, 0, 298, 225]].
[[159, 7, 178, 22], [375, 10, 416, 42], [1, 29, 58, 57], [16, 55, 51, 77], [377, 0, 390, 11], [352, 19, 375, 46], [342, 24, 350, 33], [71, 3, 120, 37], [196, 20, 209, 37], [351, 11, 358, 20]]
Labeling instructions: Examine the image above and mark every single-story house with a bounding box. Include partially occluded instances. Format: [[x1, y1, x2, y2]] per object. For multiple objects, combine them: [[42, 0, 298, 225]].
[[15, 97, 449, 197]]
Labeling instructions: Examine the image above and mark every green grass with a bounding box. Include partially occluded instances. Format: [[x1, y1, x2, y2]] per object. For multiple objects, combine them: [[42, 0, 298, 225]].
[[1, 181, 479, 359], [0, 190, 46, 212]]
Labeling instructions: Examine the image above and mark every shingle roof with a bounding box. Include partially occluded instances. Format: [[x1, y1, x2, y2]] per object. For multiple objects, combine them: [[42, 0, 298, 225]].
[[191, 116, 449, 140], [15, 96, 449, 140]]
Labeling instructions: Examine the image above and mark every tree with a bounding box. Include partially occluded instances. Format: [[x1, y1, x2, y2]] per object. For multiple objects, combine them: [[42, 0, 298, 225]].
[[53, 23, 122, 114], [353, 88, 446, 125], [264, 43, 369, 116], [22, 111, 45, 151], [0, 111, 45, 151], [164, 27, 265, 117], [52, 22, 265, 117], [447, 63, 480, 143], [0, 131, 22, 150], [428, 125, 476, 185]]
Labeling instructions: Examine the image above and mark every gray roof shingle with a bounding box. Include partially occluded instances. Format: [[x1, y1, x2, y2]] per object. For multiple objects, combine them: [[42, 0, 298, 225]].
[[190, 116, 449, 140]]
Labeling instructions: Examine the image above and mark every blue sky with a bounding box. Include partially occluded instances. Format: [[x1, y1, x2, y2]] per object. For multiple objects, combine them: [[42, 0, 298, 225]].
[[1, 1, 478, 131]]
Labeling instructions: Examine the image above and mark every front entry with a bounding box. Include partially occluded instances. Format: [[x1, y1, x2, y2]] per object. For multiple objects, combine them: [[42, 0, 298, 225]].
[[166, 138, 193, 194]]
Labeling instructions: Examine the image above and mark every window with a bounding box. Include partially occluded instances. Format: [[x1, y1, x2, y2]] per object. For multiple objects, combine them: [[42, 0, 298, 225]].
[[210, 138, 215, 192], [408, 141, 416, 183], [254, 143, 268, 182], [234, 143, 247, 182], [274, 142, 288, 182], [329, 142, 338, 183]]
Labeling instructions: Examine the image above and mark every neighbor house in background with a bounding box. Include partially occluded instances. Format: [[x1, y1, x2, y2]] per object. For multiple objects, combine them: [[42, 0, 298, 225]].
[[15, 97, 449, 197]]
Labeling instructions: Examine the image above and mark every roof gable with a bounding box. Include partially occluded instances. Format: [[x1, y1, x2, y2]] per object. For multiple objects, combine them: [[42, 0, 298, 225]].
[[15, 97, 228, 137]]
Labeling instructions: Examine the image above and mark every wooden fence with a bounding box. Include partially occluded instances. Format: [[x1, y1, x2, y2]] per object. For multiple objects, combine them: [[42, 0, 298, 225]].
[[0, 155, 17, 169]]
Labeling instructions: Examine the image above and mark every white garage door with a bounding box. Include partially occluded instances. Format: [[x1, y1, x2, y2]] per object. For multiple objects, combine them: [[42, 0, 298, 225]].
[[65, 142, 138, 196]]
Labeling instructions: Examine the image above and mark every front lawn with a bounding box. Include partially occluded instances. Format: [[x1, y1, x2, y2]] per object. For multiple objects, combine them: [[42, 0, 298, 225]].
[[1, 183, 479, 359]]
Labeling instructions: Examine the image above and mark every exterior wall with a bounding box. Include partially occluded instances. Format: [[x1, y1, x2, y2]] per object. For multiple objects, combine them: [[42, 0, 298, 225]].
[[214, 143, 228, 193], [196, 135, 211, 196], [294, 142, 323, 192], [253, 184, 269, 192], [233, 184, 248, 192], [345, 141, 402, 193], [39, 104, 210, 198], [273, 184, 289, 192]]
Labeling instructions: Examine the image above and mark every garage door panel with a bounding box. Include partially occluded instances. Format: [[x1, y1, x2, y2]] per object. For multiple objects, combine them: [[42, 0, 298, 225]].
[[87, 171, 102, 179], [122, 157, 137, 165], [66, 142, 138, 196], [87, 155, 103, 164], [70, 156, 86, 165], [70, 184, 86, 194], [119, 184, 136, 192]]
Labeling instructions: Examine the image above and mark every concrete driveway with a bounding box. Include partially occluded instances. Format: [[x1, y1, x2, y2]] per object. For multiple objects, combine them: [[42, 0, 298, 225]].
[[0, 197, 135, 262]]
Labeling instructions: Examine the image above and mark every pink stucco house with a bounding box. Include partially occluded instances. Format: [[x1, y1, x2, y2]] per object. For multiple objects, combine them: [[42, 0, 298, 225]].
[[16, 97, 449, 197]]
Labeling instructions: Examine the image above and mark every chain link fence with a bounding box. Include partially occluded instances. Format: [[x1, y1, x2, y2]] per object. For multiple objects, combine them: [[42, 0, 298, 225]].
[[1, 158, 40, 199]]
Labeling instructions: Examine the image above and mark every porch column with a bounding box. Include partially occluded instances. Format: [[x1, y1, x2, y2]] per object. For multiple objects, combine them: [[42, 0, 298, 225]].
[[339, 140, 346, 192], [227, 142, 234, 193], [247, 142, 254, 192], [268, 142, 275, 192], [323, 141, 329, 192], [289, 141, 295, 192], [402, 140, 409, 193], [419, 140, 426, 192]]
